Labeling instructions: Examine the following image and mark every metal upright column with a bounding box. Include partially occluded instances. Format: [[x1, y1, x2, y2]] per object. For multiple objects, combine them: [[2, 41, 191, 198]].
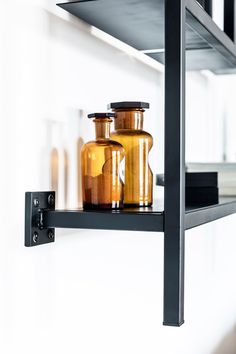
[[197, 0, 212, 16], [205, 0, 213, 17], [224, 0, 236, 42], [163, 0, 186, 326]]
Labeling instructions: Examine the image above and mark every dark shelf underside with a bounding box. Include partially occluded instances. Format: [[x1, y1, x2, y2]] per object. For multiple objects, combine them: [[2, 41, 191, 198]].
[[58, 0, 236, 74], [43, 197, 236, 232]]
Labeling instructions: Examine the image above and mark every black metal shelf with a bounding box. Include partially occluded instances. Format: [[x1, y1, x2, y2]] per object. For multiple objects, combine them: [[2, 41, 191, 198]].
[[25, 192, 236, 236], [57, 0, 236, 74], [46, 198, 236, 231], [186, 197, 236, 229], [43, 205, 164, 232], [25, 0, 236, 327]]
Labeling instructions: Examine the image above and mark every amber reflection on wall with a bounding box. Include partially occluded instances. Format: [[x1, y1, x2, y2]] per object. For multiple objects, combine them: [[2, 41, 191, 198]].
[[77, 137, 84, 207], [50, 146, 69, 209], [64, 149, 69, 208], [50, 147, 59, 199]]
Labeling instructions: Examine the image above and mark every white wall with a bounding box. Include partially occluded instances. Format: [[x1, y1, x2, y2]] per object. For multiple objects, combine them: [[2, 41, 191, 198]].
[[1, 1, 236, 354]]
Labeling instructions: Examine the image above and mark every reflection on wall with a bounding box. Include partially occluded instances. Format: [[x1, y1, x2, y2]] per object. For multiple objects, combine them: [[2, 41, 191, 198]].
[[77, 137, 84, 208], [44, 109, 86, 209], [50, 147, 59, 200], [75, 109, 86, 208], [45, 120, 69, 209], [64, 149, 69, 208], [49, 146, 69, 209]]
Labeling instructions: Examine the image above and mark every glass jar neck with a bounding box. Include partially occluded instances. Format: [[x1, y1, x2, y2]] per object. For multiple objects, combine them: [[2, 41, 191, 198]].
[[114, 109, 144, 130], [94, 118, 111, 140]]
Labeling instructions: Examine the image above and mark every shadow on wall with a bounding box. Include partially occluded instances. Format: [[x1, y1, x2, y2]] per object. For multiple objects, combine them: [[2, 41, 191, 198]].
[[212, 325, 236, 354], [44, 7, 162, 82]]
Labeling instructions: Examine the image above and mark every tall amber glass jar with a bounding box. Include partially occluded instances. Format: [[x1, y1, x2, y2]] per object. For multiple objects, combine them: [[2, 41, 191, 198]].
[[81, 113, 125, 210], [109, 102, 153, 207]]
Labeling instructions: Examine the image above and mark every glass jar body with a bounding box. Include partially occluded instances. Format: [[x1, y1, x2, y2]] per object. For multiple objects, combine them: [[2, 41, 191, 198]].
[[111, 125, 153, 207], [81, 140, 125, 209]]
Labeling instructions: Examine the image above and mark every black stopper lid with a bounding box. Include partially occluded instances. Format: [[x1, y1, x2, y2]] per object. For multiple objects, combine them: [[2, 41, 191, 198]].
[[107, 101, 150, 110], [88, 113, 116, 119]]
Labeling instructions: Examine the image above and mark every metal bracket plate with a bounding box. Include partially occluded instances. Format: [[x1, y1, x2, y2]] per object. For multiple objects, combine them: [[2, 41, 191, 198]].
[[25, 191, 55, 247]]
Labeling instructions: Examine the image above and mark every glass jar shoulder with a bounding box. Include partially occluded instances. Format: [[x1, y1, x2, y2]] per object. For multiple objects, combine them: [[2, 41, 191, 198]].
[[111, 129, 152, 139], [111, 130, 153, 148], [81, 140, 125, 153]]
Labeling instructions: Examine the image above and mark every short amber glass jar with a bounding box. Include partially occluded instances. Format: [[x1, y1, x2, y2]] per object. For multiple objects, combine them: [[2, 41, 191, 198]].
[[81, 113, 125, 210], [109, 102, 153, 207]]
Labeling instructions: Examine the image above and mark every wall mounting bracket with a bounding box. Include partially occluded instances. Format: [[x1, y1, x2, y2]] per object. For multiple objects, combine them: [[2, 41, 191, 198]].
[[25, 191, 55, 247]]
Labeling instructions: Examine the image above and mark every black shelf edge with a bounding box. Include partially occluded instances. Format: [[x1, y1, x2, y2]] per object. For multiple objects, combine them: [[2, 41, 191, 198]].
[[185, 197, 236, 229], [57, 0, 236, 73], [186, 0, 236, 72], [25, 193, 236, 237], [41, 197, 236, 232], [187, 0, 236, 60], [43, 208, 164, 232]]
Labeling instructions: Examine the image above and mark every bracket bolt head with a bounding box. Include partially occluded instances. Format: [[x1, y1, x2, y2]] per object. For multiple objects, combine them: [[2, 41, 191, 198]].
[[33, 199, 40, 207], [48, 230, 54, 240], [48, 194, 55, 207], [33, 232, 38, 243]]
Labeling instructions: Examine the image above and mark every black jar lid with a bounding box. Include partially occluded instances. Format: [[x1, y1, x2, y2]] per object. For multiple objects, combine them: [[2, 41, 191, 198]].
[[107, 101, 150, 110], [88, 113, 116, 119]]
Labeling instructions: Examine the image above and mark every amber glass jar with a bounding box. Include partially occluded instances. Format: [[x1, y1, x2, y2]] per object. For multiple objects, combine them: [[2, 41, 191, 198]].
[[109, 102, 153, 207], [81, 113, 125, 210]]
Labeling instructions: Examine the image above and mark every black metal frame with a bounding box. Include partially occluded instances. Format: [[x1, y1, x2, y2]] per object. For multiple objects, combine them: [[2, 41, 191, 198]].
[[25, 0, 186, 326], [205, 0, 212, 17], [24, 0, 236, 326], [224, 0, 236, 42], [163, 0, 185, 327], [197, 0, 212, 16]]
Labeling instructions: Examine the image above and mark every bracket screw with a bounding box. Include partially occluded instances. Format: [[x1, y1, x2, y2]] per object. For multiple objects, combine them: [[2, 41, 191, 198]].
[[33, 232, 38, 243], [48, 230, 54, 240], [48, 194, 55, 207], [33, 199, 40, 207]]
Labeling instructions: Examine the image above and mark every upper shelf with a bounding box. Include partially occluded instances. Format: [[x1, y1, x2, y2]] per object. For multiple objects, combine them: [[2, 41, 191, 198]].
[[57, 0, 236, 74]]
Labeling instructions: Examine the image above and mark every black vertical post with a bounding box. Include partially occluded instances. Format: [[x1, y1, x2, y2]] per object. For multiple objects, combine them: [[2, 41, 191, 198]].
[[205, 0, 212, 17], [224, 0, 235, 42], [163, 0, 186, 326], [197, 0, 212, 16]]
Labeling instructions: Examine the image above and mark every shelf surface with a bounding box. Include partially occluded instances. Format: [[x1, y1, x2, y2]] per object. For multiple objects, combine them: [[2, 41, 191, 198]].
[[44, 204, 164, 232], [185, 197, 236, 229], [43, 197, 236, 232], [57, 0, 236, 74]]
